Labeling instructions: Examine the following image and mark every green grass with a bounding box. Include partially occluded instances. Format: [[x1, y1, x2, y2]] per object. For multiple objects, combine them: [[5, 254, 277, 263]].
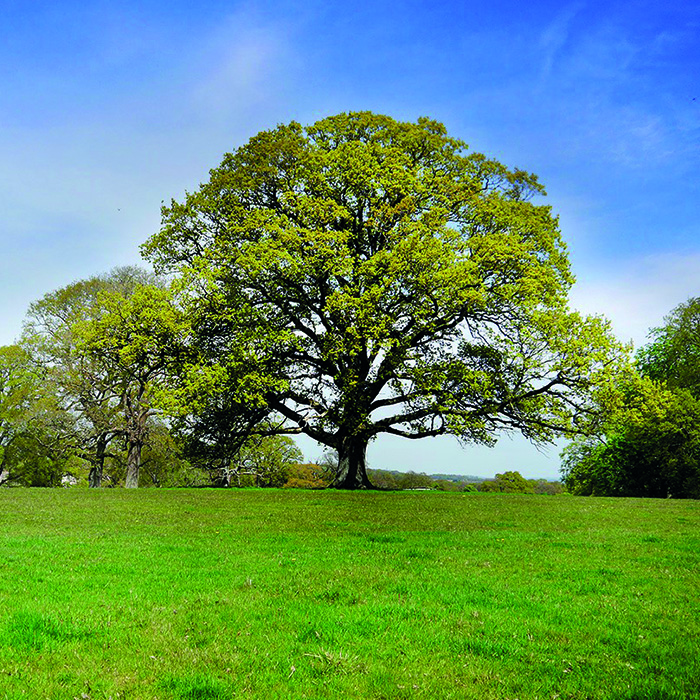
[[0, 489, 698, 699]]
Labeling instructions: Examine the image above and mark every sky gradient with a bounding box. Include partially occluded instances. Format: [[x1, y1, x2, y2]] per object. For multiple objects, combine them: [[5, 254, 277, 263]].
[[1, 0, 698, 478]]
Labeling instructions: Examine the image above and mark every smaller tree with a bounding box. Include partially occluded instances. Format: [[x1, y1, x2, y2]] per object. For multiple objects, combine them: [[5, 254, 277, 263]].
[[138, 420, 204, 487], [73, 282, 186, 488], [530, 478, 564, 495], [283, 463, 331, 489], [22, 267, 177, 488], [230, 434, 303, 487], [366, 468, 401, 490], [563, 298, 700, 499], [397, 471, 434, 490], [0, 345, 79, 487], [432, 479, 461, 492], [561, 377, 700, 498], [636, 297, 700, 397], [478, 470, 534, 493]]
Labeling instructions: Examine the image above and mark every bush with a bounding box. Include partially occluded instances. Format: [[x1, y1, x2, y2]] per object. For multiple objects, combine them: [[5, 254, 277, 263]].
[[283, 463, 330, 489]]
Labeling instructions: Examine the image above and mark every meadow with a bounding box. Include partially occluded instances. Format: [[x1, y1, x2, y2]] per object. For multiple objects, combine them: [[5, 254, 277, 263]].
[[0, 489, 698, 700]]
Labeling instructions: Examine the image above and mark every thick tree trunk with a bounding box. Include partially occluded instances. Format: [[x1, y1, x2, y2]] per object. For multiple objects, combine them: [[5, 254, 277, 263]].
[[332, 436, 374, 489], [125, 439, 142, 488]]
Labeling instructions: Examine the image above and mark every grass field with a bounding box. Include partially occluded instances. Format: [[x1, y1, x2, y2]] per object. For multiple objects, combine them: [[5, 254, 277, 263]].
[[0, 489, 698, 700]]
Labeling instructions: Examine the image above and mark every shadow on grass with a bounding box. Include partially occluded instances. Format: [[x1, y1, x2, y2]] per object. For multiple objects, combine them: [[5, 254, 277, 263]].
[[0, 610, 93, 651], [160, 672, 230, 700]]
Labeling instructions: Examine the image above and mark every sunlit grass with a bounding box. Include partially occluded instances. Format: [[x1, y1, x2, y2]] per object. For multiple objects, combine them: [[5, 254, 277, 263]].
[[0, 489, 698, 699]]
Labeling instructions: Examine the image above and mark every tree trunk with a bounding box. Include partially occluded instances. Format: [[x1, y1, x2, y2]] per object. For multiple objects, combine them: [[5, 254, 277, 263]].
[[88, 465, 102, 488], [125, 439, 142, 488], [88, 434, 108, 488], [332, 435, 374, 489], [124, 401, 148, 489]]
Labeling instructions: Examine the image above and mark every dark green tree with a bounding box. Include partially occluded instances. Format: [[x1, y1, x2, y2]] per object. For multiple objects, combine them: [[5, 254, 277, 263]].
[[562, 296, 700, 499], [561, 379, 700, 498], [478, 470, 534, 493], [0, 345, 79, 487], [637, 296, 700, 397]]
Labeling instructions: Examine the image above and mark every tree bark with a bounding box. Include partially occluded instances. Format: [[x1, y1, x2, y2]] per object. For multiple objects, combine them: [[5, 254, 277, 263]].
[[88, 467, 100, 488], [124, 397, 149, 489], [332, 435, 374, 489], [88, 434, 108, 488], [125, 438, 142, 488]]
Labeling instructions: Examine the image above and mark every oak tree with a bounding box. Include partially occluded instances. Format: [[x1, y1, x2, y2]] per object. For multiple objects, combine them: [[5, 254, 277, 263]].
[[143, 112, 622, 489], [73, 280, 185, 487]]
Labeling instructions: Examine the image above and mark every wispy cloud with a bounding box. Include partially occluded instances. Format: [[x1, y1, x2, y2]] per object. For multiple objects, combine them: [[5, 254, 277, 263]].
[[190, 8, 294, 122], [538, 1, 585, 82], [528, 7, 700, 171]]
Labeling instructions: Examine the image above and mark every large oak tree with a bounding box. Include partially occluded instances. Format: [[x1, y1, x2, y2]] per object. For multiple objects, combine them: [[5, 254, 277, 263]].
[[143, 112, 622, 488]]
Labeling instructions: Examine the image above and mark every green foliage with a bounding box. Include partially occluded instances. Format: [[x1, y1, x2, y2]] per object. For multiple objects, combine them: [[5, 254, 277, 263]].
[[73, 276, 187, 487], [365, 467, 402, 490], [0, 489, 698, 698], [478, 470, 534, 493], [177, 431, 303, 488], [562, 379, 700, 498], [432, 478, 461, 492], [230, 434, 304, 487], [138, 420, 203, 487], [22, 266, 187, 488], [283, 462, 331, 489], [142, 112, 625, 488], [0, 345, 39, 483], [636, 296, 700, 397], [529, 478, 565, 495], [0, 344, 78, 486], [396, 470, 435, 489], [563, 297, 700, 499]]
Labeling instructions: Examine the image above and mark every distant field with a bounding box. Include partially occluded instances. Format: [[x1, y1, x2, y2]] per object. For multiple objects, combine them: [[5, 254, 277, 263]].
[[0, 489, 698, 700]]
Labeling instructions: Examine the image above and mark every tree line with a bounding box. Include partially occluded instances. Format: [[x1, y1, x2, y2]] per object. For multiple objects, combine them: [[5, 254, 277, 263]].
[[2, 111, 694, 495]]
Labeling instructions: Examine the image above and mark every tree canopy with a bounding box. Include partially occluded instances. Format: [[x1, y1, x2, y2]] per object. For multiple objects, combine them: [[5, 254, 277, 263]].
[[636, 296, 700, 397], [561, 378, 700, 498], [0, 344, 76, 487], [143, 112, 622, 489], [562, 297, 700, 499], [22, 267, 183, 488]]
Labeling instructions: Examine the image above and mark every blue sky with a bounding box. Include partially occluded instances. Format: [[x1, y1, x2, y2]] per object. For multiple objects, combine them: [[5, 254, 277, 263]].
[[1, 0, 698, 478]]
